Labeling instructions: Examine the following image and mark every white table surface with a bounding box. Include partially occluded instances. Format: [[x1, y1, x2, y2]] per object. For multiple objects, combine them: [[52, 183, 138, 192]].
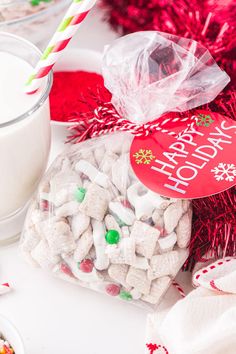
[[0, 8, 192, 354]]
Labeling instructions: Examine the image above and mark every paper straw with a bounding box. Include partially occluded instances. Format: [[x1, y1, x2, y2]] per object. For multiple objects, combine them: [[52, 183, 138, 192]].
[[0, 283, 11, 295], [25, 0, 97, 94], [172, 280, 185, 298]]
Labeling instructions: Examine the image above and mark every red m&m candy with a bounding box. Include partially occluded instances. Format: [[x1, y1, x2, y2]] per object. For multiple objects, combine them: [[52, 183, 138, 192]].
[[105, 284, 121, 296], [60, 263, 73, 277], [79, 259, 94, 273]]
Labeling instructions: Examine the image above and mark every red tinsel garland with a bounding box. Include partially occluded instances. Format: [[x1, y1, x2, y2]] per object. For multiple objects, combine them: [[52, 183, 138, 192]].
[[186, 93, 236, 269]]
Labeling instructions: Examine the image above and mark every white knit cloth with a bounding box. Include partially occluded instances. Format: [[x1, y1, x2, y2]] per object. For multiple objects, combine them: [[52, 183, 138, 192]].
[[145, 257, 236, 354]]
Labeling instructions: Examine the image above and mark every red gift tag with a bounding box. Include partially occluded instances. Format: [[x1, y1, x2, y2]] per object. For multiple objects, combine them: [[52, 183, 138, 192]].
[[130, 110, 236, 199]]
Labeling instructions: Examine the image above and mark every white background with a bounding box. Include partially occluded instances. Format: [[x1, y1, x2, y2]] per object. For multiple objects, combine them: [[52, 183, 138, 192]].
[[0, 7, 192, 354]]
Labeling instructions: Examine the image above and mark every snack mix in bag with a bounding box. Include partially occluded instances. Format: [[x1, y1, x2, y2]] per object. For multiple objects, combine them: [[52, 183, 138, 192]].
[[21, 32, 229, 309]]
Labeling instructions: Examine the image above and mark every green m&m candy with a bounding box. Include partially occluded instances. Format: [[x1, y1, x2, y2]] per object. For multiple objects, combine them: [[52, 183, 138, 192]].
[[119, 290, 132, 301], [105, 229, 120, 245], [74, 187, 86, 202], [31, 0, 52, 4], [31, 0, 40, 5]]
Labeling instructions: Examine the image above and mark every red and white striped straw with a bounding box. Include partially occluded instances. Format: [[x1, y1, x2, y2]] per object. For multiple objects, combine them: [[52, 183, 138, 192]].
[[0, 283, 11, 295], [25, 0, 97, 94], [172, 280, 186, 298]]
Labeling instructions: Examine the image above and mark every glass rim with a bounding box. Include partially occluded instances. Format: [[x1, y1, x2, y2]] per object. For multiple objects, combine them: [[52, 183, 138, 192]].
[[0, 31, 53, 129], [0, 0, 70, 27]]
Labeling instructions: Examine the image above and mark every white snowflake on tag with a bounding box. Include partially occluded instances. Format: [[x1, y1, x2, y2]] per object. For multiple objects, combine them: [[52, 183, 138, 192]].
[[211, 163, 236, 182]]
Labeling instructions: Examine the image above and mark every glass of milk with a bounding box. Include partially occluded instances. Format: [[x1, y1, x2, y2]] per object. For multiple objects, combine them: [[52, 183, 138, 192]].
[[0, 32, 52, 245]]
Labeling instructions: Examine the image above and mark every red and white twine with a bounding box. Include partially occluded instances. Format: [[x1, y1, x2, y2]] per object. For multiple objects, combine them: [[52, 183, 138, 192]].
[[91, 105, 193, 138], [68, 101, 197, 143]]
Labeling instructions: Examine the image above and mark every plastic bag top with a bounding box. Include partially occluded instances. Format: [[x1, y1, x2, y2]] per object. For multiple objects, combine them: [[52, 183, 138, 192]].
[[102, 31, 230, 124]]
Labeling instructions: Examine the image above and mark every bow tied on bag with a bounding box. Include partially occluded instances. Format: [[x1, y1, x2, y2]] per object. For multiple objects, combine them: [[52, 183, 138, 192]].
[[70, 31, 230, 141], [102, 31, 229, 124]]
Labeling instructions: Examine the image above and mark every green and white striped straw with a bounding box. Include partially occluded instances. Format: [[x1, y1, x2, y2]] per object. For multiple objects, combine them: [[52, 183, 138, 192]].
[[25, 0, 97, 94]]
